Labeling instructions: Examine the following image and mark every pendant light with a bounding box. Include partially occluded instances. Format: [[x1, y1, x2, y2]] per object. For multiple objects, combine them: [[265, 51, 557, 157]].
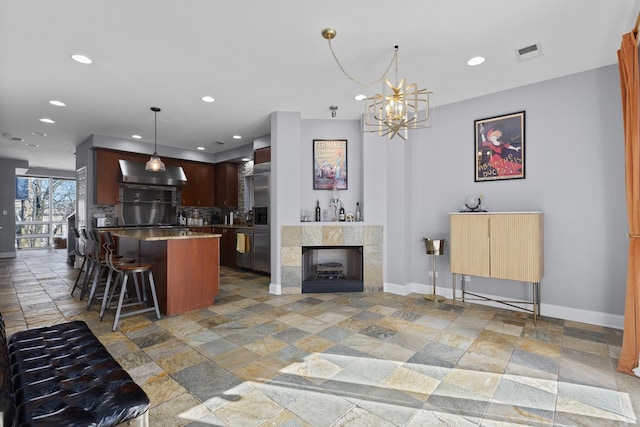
[[145, 107, 166, 171], [321, 28, 433, 140]]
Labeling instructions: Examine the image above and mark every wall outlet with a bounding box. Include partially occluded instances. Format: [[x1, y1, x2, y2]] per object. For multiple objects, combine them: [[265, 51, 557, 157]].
[[428, 271, 438, 278], [2, 210, 6, 215], [464, 275, 471, 282]]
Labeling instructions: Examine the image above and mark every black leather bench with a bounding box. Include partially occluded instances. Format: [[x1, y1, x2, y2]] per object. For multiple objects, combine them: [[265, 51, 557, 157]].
[[0, 313, 150, 426]]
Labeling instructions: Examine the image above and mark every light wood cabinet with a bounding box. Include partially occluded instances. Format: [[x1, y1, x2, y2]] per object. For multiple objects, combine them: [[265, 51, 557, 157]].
[[215, 162, 238, 208], [449, 212, 543, 321], [450, 212, 543, 282]]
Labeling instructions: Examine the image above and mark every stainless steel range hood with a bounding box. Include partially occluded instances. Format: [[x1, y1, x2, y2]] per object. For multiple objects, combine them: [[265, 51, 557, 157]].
[[119, 159, 187, 186]]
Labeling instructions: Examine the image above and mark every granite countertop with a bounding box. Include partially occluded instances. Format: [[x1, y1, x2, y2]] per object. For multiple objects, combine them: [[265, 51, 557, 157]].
[[112, 228, 221, 241], [191, 224, 253, 229]]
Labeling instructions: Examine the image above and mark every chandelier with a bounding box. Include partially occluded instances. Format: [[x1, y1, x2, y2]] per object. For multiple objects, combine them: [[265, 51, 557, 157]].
[[145, 107, 166, 171], [321, 28, 433, 140]]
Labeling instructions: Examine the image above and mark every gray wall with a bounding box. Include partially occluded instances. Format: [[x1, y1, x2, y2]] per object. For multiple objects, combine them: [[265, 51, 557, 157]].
[[0, 159, 27, 257], [407, 64, 626, 325], [271, 64, 627, 327]]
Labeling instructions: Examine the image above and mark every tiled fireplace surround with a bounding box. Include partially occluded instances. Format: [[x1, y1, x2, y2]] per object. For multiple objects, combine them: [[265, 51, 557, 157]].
[[280, 224, 383, 294]]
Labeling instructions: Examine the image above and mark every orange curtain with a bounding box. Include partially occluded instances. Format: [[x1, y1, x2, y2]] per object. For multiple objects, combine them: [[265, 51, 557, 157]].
[[618, 30, 640, 376]]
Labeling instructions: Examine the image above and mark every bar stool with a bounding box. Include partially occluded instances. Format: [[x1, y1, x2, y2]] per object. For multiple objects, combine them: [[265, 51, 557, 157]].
[[79, 228, 102, 301], [100, 231, 161, 331], [85, 230, 135, 310], [70, 227, 87, 296]]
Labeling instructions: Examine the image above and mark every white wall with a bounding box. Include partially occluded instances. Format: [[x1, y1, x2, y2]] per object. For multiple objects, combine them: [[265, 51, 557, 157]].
[[272, 64, 627, 328]]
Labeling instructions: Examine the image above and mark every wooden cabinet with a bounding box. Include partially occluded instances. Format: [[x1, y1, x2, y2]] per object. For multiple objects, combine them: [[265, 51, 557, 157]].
[[450, 212, 544, 321], [215, 162, 238, 208], [188, 226, 211, 233], [254, 146, 271, 164], [213, 226, 236, 267], [94, 148, 216, 207], [95, 149, 147, 204], [181, 161, 215, 207], [450, 212, 543, 282]]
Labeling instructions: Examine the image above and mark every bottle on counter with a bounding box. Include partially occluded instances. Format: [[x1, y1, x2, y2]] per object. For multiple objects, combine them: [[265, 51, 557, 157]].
[[315, 200, 321, 222], [339, 202, 345, 222], [355, 202, 362, 222]]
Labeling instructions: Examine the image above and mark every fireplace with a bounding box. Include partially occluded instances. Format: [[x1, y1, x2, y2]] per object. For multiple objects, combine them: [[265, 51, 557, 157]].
[[302, 246, 363, 293], [279, 225, 382, 295]]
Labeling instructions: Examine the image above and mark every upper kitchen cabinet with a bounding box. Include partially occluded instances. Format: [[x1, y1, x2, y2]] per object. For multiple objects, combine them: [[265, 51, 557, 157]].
[[181, 161, 215, 207], [254, 146, 271, 164], [94, 149, 146, 204], [215, 162, 238, 208]]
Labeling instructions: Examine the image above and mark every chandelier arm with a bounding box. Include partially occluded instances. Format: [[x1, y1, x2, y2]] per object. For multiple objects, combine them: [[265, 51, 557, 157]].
[[327, 39, 397, 87]]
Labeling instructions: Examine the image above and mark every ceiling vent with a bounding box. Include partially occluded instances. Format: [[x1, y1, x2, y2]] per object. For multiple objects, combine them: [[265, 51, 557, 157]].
[[515, 43, 543, 62], [2, 132, 24, 142]]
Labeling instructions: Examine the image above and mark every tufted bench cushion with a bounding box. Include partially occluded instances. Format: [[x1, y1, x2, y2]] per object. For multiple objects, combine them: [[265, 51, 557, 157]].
[[0, 314, 149, 427]]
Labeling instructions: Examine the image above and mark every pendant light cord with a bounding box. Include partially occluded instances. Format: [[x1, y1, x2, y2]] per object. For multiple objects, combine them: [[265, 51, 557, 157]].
[[326, 38, 398, 87], [154, 109, 158, 155]]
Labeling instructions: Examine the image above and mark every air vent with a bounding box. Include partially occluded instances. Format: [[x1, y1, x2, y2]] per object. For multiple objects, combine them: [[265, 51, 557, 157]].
[[515, 43, 543, 62], [2, 132, 24, 142], [213, 141, 225, 145]]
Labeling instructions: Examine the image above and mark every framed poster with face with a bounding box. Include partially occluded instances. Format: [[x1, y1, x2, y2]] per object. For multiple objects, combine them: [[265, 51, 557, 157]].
[[313, 139, 347, 190], [475, 111, 525, 182]]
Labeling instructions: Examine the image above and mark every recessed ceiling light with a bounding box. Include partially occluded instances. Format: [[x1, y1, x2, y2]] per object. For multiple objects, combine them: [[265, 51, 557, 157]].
[[467, 56, 485, 66], [39, 118, 55, 124], [354, 94, 367, 101], [241, 157, 251, 162], [71, 54, 93, 64], [197, 146, 205, 150], [25, 143, 39, 148], [31, 132, 47, 137], [131, 134, 142, 139], [233, 135, 242, 140], [201, 96, 215, 103], [49, 100, 66, 107]]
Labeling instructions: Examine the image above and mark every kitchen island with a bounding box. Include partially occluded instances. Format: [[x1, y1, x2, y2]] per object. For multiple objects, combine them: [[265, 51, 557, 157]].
[[112, 228, 221, 316]]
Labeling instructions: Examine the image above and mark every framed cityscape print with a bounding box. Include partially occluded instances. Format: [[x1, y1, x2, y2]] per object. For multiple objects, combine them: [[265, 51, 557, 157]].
[[313, 139, 347, 190], [474, 111, 525, 182]]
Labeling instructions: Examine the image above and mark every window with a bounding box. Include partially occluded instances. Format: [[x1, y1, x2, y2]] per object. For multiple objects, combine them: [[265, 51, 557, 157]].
[[15, 176, 76, 249]]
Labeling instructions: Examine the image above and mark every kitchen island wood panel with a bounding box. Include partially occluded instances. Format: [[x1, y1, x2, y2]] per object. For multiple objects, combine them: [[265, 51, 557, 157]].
[[114, 229, 220, 316]]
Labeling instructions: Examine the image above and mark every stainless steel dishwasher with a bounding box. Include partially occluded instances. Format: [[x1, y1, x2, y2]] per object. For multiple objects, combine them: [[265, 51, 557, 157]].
[[235, 228, 254, 270]]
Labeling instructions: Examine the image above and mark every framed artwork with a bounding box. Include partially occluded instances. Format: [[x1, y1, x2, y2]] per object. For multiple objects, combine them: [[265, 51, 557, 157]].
[[475, 111, 525, 182], [313, 139, 347, 190]]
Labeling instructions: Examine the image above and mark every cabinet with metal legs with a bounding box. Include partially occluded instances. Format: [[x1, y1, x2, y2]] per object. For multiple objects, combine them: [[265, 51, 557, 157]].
[[449, 212, 543, 324]]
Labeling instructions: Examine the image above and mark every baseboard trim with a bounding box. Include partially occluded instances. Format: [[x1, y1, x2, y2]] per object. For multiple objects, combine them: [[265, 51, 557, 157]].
[[388, 282, 623, 330], [269, 283, 281, 295], [0, 251, 16, 259]]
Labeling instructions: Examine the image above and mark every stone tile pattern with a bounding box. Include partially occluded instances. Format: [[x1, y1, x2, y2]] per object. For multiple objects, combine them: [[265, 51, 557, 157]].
[[281, 225, 383, 293], [0, 249, 638, 426]]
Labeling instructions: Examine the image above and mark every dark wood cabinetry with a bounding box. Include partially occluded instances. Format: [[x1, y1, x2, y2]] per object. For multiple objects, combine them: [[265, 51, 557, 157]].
[[94, 149, 216, 207], [215, 162, 238, 208], [95, 149, 147, 204], [254, 146, 271, 164], [213, 226, 236, 267], [181, 161, 215, 207]]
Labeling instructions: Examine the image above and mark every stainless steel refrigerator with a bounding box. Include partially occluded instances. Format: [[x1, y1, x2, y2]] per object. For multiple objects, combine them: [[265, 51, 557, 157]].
[[253, 173, 270, 274]]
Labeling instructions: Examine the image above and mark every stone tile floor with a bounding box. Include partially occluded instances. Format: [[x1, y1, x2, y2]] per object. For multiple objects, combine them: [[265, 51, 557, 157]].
[[1, 249, 639, 426]]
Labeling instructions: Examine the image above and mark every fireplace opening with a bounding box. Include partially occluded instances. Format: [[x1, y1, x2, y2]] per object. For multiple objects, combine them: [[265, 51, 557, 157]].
[[302, 246, 363, 293]]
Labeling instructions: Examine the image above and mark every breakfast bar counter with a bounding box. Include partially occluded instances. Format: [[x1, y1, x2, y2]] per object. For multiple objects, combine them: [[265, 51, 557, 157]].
[[112, 229, 221, 316]]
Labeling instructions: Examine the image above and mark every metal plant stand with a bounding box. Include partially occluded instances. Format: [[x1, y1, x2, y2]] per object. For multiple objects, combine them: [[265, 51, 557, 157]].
[[423, 238, 446, 303]]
